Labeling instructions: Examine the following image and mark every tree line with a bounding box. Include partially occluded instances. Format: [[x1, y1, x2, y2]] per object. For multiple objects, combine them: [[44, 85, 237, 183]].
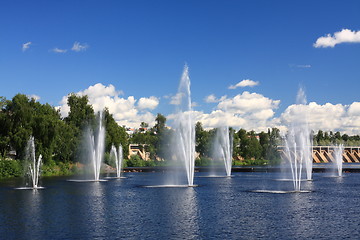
[[1, 93, 360, 173]]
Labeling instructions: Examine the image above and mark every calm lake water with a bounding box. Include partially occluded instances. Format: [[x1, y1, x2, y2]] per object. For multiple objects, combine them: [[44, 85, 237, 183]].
[[1, 171, 360, 239]]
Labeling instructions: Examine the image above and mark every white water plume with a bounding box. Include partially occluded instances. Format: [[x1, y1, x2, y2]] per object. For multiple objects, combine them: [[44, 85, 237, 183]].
[[26, 136, 42, 189], [171, 65, 196, 186], [110, 144, 123, 178]]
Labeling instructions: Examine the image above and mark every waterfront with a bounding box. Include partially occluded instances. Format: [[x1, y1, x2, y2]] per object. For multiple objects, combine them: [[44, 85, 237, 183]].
[[1, 171, 360, 239]]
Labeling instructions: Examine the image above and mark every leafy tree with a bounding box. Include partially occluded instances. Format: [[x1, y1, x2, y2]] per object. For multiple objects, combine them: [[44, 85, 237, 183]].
[[152, 113, 168, 159], [0, 97, 10, 157], [65, 94, 95, 129], [103, 108, 128, 154], [195, 122, 211, 157], [4, 94, 36, 160]]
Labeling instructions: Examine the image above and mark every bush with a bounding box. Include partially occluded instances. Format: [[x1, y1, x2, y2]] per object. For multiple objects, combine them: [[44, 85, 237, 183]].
[[126, 155, 145, 167], [0, 159, 23, 178], [41, 160, 78, 176], [195, 157, 212, 166]]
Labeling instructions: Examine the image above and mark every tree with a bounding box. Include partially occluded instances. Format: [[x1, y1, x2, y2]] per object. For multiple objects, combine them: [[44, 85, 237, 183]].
[[103, 108, 128, 154], [195, 122, 211, 157], [0, 97, 10, 157], [152, 113, 168, 159], [65, 94, 95, 129], [5, 94, 35, 160]]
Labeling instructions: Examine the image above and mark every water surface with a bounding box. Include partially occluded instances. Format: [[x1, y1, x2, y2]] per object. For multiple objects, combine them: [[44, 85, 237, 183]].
[[1, 172, 359, 239]]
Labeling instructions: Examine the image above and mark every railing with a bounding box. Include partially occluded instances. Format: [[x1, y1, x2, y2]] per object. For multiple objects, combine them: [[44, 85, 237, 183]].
[[277, 146, 360, 163]]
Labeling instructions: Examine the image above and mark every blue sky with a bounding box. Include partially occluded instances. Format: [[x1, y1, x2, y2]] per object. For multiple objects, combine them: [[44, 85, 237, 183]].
[[1, 1, 360, 133]]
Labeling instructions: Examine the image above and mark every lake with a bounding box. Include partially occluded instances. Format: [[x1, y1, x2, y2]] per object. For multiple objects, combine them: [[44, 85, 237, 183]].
[[1, 171, 360, 239]]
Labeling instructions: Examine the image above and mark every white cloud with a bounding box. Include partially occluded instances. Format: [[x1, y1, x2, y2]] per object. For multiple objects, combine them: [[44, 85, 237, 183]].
[[188, 91, 280, 132], [51, 47, 67, 53], [57, 83, 159, 128], [348, 102, 360, 116], [217, 91, 280, 114], [28, 94, 40, 101], [71, 41, 89, 52], [194, 92, 360, 135], [314, 29, 360, 48], [22, 42, 32, 52], [204, 94, 227, 103], [229, 79, 259, 89], [297, 64, 311, 68], [170, 93, 183, 105], [274, 102, 360, 135], [137, 96, 159, 110]]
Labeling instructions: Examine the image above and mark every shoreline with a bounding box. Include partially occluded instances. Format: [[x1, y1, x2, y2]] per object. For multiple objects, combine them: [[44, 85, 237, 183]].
[[123, 163, 360, 173]]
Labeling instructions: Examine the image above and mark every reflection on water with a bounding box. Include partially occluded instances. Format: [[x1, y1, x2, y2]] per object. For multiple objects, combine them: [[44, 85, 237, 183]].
[[1, 172, 360, 239]]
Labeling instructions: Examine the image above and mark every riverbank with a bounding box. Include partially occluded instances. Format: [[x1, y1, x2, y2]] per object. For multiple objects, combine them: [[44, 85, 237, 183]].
[[123, 163, 360, 173]]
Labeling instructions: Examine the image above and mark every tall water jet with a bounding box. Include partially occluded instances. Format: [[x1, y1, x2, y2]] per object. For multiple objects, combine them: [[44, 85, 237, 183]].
[[87, 111, 106, 181], [110, 144, 123, 178], [26, 136, 42, 189], [333, 144, 344, 177], [283, 87, 313, 191], [172, 65, 196, 186], [212, 127, 233, 176]]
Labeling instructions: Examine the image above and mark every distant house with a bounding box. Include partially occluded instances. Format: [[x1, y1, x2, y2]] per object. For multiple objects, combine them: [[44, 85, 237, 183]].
[[128, 144, 150, 161], [125, 127, 135, 135], [6, 150, 16, 160]]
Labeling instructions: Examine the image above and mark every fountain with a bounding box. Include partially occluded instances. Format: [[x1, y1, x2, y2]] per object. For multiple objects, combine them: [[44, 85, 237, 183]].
[[142, 65, 196, 188], [88, 111, 106, 181], [211, 126, 233, 177], [16, 136, 44, 189], [70, 111, 107, 182], [171, 65, 196, 187], [333, 144, 344, 177], [109, 144, 125, 178], [282, 87, 312, 192], [254, 87, 312, 193]]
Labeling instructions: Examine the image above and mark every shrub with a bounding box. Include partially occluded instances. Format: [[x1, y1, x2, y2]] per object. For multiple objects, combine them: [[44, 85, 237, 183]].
[[0, 159, 23, 178]]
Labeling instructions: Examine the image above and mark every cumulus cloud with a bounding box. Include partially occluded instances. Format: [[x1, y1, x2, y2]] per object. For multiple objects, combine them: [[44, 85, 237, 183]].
[[195, 91, 360, 135], [188, 91, 280, 132], [22, 42, 32, 52], [71, 41, 89, 52], [137, 96, 159, 110], [313, 29, 360, 48], [228, 79, 259, 89], [218, 91, 280, 114], [204, 94, 227, 103], [57, 83, 159, 128], [51, 47, 67, 53], [272, 101, 360, 135]]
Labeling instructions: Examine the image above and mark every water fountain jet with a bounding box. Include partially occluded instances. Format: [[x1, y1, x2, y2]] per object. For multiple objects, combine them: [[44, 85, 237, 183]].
[[16, 136, 44, 190], [333, 144, 344, 177], [108, 144, 125, 179], [69, 111, 107, 182], [211, 126, 233, 177]]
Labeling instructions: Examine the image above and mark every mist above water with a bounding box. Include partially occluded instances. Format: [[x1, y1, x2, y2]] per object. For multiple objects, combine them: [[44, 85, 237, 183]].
[[211, 127, 233, 176], [333, 144, 344, 177]]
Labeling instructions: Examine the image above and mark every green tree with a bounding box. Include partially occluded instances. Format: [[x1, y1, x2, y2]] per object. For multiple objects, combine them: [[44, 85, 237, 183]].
[[195, 122, 211, 157], [65, 94, 95, 129], [103, 108, 128, 154], [0, 97, 10, 157], [152, 113, 167, 159]]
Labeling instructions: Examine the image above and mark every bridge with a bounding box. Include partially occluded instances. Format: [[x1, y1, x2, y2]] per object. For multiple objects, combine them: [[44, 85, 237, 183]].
[[278, 146, 360, 163]]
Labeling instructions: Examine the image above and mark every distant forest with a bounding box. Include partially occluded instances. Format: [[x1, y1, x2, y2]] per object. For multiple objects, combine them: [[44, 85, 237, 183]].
[[1, 94, 360, 168]]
